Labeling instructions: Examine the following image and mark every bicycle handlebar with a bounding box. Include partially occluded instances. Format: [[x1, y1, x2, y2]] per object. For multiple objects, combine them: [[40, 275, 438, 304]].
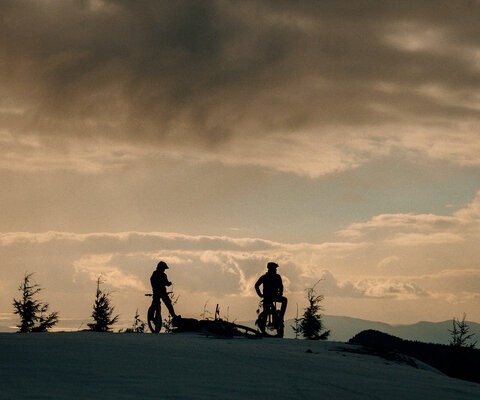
[[145, 292, 173, 297]]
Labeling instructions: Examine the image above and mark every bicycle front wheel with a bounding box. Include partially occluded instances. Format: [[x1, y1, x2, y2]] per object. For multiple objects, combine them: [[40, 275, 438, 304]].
[[147, 304, 162, 333], [256, 311, 282, 337]]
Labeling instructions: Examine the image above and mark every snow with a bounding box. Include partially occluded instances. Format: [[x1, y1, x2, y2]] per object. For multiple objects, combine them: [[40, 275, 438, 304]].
[[1, 332, 479, 400]]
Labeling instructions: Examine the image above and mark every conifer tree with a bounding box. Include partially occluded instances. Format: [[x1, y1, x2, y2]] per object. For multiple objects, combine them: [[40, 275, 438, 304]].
[[131, 309, 146, 333], [449, 313, 477, 348], [87, 277, 119, 332], [12, 273, 59, 332], [294, 281, 330, 340]]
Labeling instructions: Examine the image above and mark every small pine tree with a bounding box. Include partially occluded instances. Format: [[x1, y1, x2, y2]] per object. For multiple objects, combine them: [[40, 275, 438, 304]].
[[293, 281, 330, 340], [12, 273, 59, 333], [87, 277, 119, 332], [131, 309, 146, 333], [449, 313, 477, 348]]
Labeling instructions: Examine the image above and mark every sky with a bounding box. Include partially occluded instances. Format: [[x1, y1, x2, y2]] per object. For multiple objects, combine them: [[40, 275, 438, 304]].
[[1, 0, 480, 328]]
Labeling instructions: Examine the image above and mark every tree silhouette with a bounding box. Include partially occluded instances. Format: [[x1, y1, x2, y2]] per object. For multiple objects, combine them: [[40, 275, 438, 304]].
[[449, 313, 477, 348], [131, 309, 146, 333], [293, 281, 330, 340], [87, 277, 119, 332], [12, 273, 59, 332]]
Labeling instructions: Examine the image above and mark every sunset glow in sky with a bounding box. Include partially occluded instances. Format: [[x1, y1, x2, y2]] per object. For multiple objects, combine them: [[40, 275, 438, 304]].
[[1, 1, 479, 328]]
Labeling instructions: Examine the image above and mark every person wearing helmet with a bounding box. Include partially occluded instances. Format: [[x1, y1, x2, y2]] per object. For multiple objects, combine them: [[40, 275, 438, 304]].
[[150, 261, 178, 320], [255, 262, 287, 320]]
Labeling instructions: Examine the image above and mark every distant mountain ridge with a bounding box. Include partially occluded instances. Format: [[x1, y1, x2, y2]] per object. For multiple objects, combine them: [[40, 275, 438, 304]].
[[287, 315, 480, 344]]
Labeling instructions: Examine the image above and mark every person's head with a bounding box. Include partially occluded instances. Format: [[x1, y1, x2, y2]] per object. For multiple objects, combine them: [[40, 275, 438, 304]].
[[267, 262, 279, 272], [156, 261, 169, 271]]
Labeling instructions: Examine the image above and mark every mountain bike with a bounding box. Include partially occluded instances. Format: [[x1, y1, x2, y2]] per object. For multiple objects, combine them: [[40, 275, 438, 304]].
[[145, 294, 162, 333], [146, 298, 259, 337], [255, 300, 284, 338]]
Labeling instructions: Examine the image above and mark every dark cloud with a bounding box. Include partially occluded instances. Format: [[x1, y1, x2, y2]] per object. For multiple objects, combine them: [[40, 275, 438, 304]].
[[1, 0, 480, 150]]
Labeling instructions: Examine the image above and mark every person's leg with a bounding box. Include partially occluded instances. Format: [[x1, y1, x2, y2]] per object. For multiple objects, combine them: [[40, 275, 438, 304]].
[[279, 296, 288, 320], [160, 292, 177, 318], [263, 298, 274, 315], [152, 294, 161, 314]]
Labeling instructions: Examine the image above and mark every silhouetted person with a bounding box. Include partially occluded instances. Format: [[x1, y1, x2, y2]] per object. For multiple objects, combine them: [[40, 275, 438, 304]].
[[150, 261, 178, 320], [255, 262, 287, 320]]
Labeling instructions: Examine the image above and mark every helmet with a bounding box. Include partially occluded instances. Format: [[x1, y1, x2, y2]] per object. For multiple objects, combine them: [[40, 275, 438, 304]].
[[157, 261, 169, 270], [267, 262, 278, 270]]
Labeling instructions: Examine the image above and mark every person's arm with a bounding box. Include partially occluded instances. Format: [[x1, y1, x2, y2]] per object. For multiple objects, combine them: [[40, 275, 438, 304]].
[[254, 276, 264, 297], [150, 271, 159, 290], [278, 275, 284, 296], [161, 272, 172, 287]]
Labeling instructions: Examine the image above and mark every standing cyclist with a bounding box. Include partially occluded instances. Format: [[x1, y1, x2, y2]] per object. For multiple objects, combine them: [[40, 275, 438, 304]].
[[150, 261, 178, 321]]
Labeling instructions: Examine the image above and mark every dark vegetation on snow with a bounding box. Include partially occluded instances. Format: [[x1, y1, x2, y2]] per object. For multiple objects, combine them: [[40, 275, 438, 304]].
[[349, 330, 480, 384]]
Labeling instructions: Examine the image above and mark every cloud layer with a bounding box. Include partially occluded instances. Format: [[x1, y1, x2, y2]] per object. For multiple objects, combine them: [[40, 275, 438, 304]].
[[1, 190, 479, 323], [2, 1, 480, 176]]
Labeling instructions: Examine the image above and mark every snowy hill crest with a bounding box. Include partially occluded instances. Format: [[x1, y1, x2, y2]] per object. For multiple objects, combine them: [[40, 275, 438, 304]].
[[1, 332, 479, 400]]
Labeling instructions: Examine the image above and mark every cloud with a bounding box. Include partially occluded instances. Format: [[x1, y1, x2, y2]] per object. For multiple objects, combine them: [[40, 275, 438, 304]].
[[0, 132, 150, 173], [377, 255, 401, 269], [0, 230, 369, 256], [386, 232, 464, 246], [0, 230, 374, 304], [318, 269, 429, 300], [338, 190, 480, 243], [357, 279, 429, 299], [1, 226, 479, 322], [2, 229, 354, 270], [414, 269, 480, 299], [73, 254, 148, 292], [1, 1, 480, 176], [394, 131, 480, 167], [455, 190, 480, 223], [338, 213, 457, 236]]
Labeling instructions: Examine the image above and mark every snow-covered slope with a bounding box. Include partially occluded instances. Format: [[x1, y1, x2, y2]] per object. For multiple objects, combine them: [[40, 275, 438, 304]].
[[1, 332, 479, 400]]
